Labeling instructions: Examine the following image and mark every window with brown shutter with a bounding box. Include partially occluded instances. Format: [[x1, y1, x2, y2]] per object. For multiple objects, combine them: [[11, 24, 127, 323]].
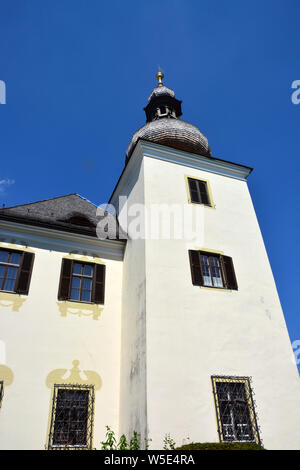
[[187, 177, 210, 205], [189, 250, 238, 290], [0, 248, 34, 295], [58, 259, 106, 304]]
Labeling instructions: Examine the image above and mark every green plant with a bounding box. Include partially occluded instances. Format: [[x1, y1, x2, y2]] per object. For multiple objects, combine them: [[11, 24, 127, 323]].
[[101, 426, 117, 450], [101, 427, 142, 450], [129, 431, 141, 450], [163, 433, 176, 450], [118, 434, 129, 450], [144, 437, 152, 450], [176, 442, 264, 450]]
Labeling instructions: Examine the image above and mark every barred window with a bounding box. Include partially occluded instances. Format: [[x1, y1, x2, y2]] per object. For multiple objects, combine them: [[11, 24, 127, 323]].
[[211, 376, 261, 444], [48, 384, 95, 449]]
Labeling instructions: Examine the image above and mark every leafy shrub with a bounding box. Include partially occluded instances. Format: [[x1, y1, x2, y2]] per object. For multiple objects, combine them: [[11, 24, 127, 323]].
[[176, 442, 264, 450], [163, 434, 176, 450], [100, 426, 151, 450]]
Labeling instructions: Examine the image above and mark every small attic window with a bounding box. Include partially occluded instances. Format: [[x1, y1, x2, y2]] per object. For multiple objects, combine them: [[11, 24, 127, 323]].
[[68, 216, 93, 227]]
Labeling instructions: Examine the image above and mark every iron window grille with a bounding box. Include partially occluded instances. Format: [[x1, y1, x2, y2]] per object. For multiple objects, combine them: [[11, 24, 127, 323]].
[[0, 249, 22, 292], [187, 177, 211, 205], [211, 376, 261, 444], [48, 384, 95, 450]]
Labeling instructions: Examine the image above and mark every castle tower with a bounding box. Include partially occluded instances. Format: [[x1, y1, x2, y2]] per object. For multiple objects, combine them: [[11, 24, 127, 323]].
[[111, 72, 300, 449], [0, 73, 299, 450]]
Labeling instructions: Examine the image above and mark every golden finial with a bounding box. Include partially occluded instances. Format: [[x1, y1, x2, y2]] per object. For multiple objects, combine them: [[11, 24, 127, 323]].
[[156, 66, 164, 86]]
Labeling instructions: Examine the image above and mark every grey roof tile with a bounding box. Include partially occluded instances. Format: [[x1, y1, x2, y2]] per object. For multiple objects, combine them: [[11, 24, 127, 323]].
[[0, 193, 127, 240]]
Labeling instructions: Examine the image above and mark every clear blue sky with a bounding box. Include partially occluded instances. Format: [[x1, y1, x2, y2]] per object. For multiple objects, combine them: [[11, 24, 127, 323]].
[[0, 1, 299, 370]]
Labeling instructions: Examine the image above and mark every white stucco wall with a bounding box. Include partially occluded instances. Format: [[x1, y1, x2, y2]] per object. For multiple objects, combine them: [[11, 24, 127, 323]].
[[114, 140, 300, 450], [118, 158, 148, 443], [0, 231, 123, 450], [143, 153, 300, 450], [2, 139, 299, 450]]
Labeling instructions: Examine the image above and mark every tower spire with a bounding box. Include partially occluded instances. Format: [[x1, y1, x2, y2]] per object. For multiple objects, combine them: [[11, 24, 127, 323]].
[[156, 67, 164, 87]]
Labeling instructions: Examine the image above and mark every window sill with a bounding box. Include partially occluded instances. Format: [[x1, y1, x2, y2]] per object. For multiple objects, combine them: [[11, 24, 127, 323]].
[[58, 299, 104, 306], [221, 440, 256, 444], [0, 289, 22, 296], [200, 286, 232, 292], [50, 444, 89, 450], [187, 200, 216, 209]]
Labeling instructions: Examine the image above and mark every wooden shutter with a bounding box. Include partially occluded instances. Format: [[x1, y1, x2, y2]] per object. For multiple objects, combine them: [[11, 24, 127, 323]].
[[92, 264, 106, 304], [221, 255, 238, 290], [189, 250, 203, 286], [58, 259, 73, 300], [15, 252, 35, 295]]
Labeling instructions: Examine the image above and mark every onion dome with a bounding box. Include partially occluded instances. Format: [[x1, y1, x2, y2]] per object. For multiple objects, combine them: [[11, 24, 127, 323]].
[[126, 70, 212, 163]]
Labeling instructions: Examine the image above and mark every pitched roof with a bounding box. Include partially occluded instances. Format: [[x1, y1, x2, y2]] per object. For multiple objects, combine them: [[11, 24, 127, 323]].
[[0, 193, 127, 240]]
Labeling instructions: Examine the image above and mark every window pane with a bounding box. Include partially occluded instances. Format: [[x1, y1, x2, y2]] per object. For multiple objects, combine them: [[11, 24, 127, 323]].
[[211, 266, 223, 288], [0, 251, 9, 263], [73, 263, 82, 275], [82, 278, 92, 290], [0, 266, 5, 277], [190, 190, 200, 203], [199, 181, 209, 205], [188, 178, 198, 190], [83, 265, 93, 276], [70, 288, 80, 301], [7, 267, 18, 280], [200, 255, 209, 265], [213, 276, 223, 288], [10, 252, 21, 265], [81, 290, 91, 302], [71, 276, 80, 289], [201, 255, 212, 286], [203, 276, 213, 287], [3, 278, 15, 291], [209, 256, 220, 267]]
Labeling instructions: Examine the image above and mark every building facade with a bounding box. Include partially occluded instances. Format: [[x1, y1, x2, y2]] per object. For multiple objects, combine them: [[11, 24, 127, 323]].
[[0, 73, 299, 449]]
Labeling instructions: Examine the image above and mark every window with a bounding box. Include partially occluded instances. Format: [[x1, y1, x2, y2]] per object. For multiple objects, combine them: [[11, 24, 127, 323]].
[[211, 376, 261, 444], [48, 384, 94, 449], [189, 250, 238, 290], [58, 259, 106, 304], [70, 263, 94, 302], [0, 248, 35, 295], [187, 177, 211, 205]]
